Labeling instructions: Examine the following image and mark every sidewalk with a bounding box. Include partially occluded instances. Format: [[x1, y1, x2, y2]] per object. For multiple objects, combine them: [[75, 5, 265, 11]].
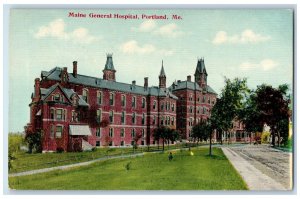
[[222, 147, 286, 190], [9, 153, 144, 177]]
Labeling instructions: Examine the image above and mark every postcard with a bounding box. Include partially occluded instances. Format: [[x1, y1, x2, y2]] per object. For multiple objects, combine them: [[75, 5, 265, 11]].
[[7, 7, 294, 192]]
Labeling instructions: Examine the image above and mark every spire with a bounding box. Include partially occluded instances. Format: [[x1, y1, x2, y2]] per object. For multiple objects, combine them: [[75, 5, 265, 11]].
[[104, 53, 115, 71], [159, 60, 166, 77], [195, 58, 207, 75]]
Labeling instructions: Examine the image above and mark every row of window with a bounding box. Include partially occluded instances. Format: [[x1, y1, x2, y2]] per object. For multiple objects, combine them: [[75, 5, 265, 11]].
[[95, 140, 146, 147], [188, 118, 208, 127], [83, 89, 176, 112], [189, 106, 209, 114], [95, 128, 146, 139], [50, 108, 67, 121], [188, 94, 215, 104]]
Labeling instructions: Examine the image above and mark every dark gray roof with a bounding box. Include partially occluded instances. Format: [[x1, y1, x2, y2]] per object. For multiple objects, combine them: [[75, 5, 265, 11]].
[[41, 67, 178, 99], [40, 83, 89, 106], [104, 54, 115, 71], [159, 63, 166, 77], [195, 58, 207, 75], [169, 80, 217, 95]]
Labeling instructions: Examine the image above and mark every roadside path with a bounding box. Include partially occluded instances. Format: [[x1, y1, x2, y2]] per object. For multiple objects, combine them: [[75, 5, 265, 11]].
[[222, 147, 287, 190], [9, 153, 144, 177]]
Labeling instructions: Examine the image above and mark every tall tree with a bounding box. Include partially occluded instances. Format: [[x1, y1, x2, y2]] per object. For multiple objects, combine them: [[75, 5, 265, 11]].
[[210, 77, 249, 144], [153, 126, 169, 151], [254, 84, 290, 146]]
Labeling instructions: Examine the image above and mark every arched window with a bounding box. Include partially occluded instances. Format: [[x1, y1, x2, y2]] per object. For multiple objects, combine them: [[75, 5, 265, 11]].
[[82, 89, 88, 103], [97, 91, 102, 104], [109, 111, 114, 123], [142, 113, 145, 125], [109, 93, 114, 106], [121, 95, 126, 107], [153, 101, 157, 110], [132, 96, 136, 108]]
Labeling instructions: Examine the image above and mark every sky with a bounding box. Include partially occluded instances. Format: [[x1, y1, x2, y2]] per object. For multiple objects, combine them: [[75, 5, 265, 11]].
[[8, 9, 294, 132]]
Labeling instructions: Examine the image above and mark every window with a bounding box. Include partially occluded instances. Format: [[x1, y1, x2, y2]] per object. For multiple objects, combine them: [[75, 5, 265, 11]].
[[120, 128, 125, 138], [167, 117, 170, 125], [142, 129, 145, 138], [82, 89, 88, 103], [121, 111, 125, 124], [197, 97, 200, 102], [50, 125, 55, 138], [121, 141, 125, 146], [171, 104, 175, 112], [161, 102, 164, 111], [71, 111, 75, 122], [56, 109, 63, 121], [189, 94, 193, 101], [208, 97, 211, 104], [153, 115, 156, 125], [197, 107, 200, 114], [202, 96, 206, 103], [96, 128, 101, 137], [96, 109, 102, 122], [171, 117, 174, 126], [153, 101, 157, 109], [56, 126, 63, 138], [132, 113, 136, 124], [142, 113, 145, 125], [54, 93, 62, 102], [131, 129, 136, 138], [189, 106, 193, 113], [203, 107, 205, 114], [121, 95, 126, 107], [109, 111, 113, 123], [97, 91, 102, 104], [63, 110, 66, 121], [96, 141, 100, 146], [132, 96, 136, 108], [109, 128, 114, 137], [189, 118, 193, 126], [109, 141, 113, 146], [165, 103, 168, 110], [50, 109, 54, 119], [161, 116, 164, 125], [142, 98, 146, 108], [109, 93, 114, 106]]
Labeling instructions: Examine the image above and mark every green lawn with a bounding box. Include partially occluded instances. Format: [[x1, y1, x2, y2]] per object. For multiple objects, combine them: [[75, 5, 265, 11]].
[[9, 147, 248, 190], [9, 143, 207, 173]]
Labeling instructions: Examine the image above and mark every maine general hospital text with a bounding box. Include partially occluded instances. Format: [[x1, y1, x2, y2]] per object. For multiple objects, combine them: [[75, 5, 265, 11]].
[[68, 12, 183, 20]]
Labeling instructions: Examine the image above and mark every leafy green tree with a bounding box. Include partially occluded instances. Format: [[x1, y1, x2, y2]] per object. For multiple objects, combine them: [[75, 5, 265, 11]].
[[254, 84, 290, 146], [191, 120, 210, 143], [210, 77, 249, 144], [153, 126, 170, 151], [166, 127, 180, 148], [25, 131, 43, 153]]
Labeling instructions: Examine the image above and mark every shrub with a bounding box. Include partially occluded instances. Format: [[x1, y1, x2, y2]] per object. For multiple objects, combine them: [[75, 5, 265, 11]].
[[125, 162, 132, 171], [56, 147, 64, 153], [92, 147, 97, 152], [261, 131, 271, 144]]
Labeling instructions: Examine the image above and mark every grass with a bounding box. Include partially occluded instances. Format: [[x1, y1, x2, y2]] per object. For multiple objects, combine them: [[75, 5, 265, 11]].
[[9, 143, 209, 173], [9, 147, 248, 190]]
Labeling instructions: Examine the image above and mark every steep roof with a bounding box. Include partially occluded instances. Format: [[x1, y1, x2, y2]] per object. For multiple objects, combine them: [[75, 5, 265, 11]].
[[104, 54, 115, 71], [195, 58, 207, 75], [40, 83, 89, 106], [41, 67, 178, 100], [169, 80, 217, 95], [159, 62, 166, 77]]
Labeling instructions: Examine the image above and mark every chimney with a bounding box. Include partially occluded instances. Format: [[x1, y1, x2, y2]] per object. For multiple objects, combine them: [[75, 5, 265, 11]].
[[187, 75, 191, 82], [73, 61, 77, 77], [144, 77, 148, 90], [132, 80, 136, 86], [34, 78, 40, 101]]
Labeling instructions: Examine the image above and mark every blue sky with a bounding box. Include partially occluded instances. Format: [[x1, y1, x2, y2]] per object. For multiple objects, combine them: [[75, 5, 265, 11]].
[[9, 9, 293, 132]]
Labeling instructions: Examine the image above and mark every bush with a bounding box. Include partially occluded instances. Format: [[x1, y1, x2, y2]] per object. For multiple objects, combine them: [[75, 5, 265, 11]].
[[56, 147, 64, 153], [92, 147, 97, 152], [261, 131, 271, 144], [125, 162, 132, 171]]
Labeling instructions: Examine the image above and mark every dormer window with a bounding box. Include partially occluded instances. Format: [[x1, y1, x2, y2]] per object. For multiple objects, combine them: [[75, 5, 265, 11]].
[[53, 93, 63, 102]]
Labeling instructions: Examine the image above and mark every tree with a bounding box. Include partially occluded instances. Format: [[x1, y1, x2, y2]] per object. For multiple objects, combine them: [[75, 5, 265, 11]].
[[210, 77, 249, 144], [25, 131, 43, 153], [152, 126, 169, 151], [166, 127, 180, 149], [254, 84, 290, 146], [133, 132, 142, 153], [191, 120, 210, 143]]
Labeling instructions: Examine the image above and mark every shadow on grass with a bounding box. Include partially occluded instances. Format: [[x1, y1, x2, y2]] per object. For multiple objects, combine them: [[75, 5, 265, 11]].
[[204, 154, 227, 160]]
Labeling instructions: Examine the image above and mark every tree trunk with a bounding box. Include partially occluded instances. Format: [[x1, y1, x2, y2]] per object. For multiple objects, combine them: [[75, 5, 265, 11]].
[[209, 132, 212, 156], [162, 138, 165, 151], [277, 132, 280, 147], [271, 131, 276, 146]]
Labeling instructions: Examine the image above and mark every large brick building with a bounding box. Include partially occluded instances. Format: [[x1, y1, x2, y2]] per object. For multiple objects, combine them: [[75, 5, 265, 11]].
[[25, 54, 240, 152]]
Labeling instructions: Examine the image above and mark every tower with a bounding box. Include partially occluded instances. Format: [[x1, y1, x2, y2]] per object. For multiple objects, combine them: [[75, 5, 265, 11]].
[[103, 54, 116, 81], [159, 60, 166, 88], [194, 58, 207, 89]]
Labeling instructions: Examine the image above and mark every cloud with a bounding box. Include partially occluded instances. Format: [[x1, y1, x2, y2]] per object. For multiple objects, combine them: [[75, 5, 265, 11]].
[[132, 21, 184, 38], [212, 29, 271, 45], [153, 23, 184, 38], [131, 20, 157, 32], [34, 19, 98, 44], [240, 59, 278, 71], [119, 40, 173, 56]]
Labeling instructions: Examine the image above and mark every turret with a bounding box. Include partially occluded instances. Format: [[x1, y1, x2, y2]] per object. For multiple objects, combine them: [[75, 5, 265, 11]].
[[194, 58, 207, 89], [103, 53, 116, 81], [159, 60, 166, 88]]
